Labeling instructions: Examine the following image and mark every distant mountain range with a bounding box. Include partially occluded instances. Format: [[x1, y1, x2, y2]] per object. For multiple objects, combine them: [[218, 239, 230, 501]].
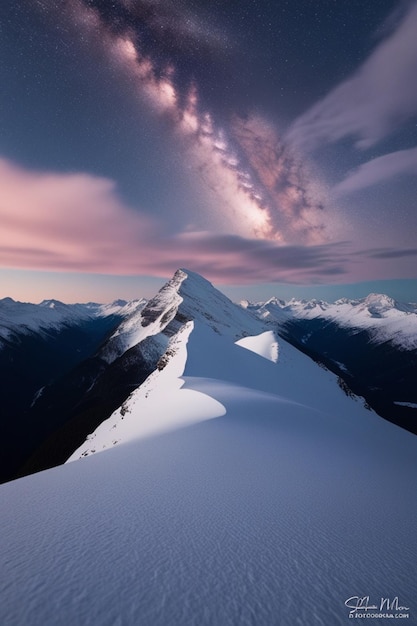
[[0, 273, 416, 483], [244, 292, 417, 349]]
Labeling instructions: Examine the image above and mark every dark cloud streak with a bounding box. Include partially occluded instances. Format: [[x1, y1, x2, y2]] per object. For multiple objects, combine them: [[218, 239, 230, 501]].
[[367, 248, 417, 260]]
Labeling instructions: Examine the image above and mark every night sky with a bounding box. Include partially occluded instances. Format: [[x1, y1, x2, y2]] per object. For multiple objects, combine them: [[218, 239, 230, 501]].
[[1, 0, 416, 302]]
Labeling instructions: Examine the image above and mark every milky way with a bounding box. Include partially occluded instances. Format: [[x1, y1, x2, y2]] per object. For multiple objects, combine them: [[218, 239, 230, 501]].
[[39, 0, 332, 244]]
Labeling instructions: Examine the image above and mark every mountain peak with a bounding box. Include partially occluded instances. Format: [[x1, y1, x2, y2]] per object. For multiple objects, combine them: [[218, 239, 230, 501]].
[[0, 297, 16, 306], [100, 268, 265, 364], [363, 292, 396, 306], [141, 267, 259, 336], [39, 299, 66, 309], [111, 299, 128, 307]]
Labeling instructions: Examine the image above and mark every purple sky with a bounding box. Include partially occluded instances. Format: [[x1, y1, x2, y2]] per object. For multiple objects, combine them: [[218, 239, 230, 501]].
[[0, 0, 416, 303]]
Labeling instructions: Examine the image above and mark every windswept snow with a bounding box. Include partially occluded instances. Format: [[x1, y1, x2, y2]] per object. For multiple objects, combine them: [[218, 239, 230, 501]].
[[236, 330, 279, 363], [1, 349, 416, 625]]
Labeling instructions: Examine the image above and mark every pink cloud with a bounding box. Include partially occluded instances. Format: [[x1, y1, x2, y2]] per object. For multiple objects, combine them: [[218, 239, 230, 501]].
[[0, 157, 351, 284], [0, 158, 156, 272], [2, 157, 413, 285]]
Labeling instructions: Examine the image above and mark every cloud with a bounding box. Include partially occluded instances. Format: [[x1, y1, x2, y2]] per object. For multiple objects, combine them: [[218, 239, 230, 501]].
[[366, 247, 417, 260], [334, 146, 417, 195], [287, 3, 417, 151], [0, 157, 156, 271], [0, 157, 352, 284]]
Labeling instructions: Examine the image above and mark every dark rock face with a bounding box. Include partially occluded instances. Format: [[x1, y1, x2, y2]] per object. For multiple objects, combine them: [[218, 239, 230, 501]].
[[16, 338, 162, 480], [0, 316, 123, 483], [277, 318, 417, 436], [1, 303, 192, 483]]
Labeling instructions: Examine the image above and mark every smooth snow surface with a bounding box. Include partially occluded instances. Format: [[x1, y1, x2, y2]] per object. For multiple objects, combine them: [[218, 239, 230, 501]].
[[1, 378, 416, 625], [1, 271, 417, 625], [236, 330, 279, 362]]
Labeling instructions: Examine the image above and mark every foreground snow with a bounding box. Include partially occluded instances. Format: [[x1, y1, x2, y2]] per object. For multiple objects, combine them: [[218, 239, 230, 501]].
[[1, 385, 415, 625], [2, 316, 416, 624]]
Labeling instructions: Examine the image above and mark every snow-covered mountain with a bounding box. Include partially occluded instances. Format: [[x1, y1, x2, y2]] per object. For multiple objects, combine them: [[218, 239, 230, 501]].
[[1, 269, 416, 626], [245, 292, 417, 350], [245, 293, 417, 436], [97, 268, 260, 364], [0, 296, 146, 346], [0, 297, 146, 483], [68, 269, 369, 460]]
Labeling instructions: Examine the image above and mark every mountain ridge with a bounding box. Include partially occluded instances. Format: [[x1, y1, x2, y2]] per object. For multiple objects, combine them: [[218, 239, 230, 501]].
[[1, 269, 416, 483], [1, 269, 416, 626]]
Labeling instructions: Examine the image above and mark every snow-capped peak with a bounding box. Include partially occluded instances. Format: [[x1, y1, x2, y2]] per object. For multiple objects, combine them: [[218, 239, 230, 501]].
[[249, 292, 417, 350], [360, 293, 397, 317], [174, 269, 264, 336], [39, 299, 65, 309], [100, 269, 266, 364]]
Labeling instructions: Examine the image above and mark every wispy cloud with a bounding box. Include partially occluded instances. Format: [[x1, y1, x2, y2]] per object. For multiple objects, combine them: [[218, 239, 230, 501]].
[[0, 157, 349, 284], [287, 3, 417, 151], [334, 146, 417, 195]]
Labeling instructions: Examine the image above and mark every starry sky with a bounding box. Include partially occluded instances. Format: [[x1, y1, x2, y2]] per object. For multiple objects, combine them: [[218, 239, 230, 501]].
[[1, 0, 416, 303]]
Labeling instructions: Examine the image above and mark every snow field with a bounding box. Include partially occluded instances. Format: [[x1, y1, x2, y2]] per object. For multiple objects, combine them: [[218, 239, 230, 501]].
[[1, 371, 416, 626]]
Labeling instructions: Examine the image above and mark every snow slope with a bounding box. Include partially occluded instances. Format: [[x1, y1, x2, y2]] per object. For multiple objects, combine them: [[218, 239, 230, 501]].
[[249, 293, 417, 350], [1, 270, 416, 625]]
